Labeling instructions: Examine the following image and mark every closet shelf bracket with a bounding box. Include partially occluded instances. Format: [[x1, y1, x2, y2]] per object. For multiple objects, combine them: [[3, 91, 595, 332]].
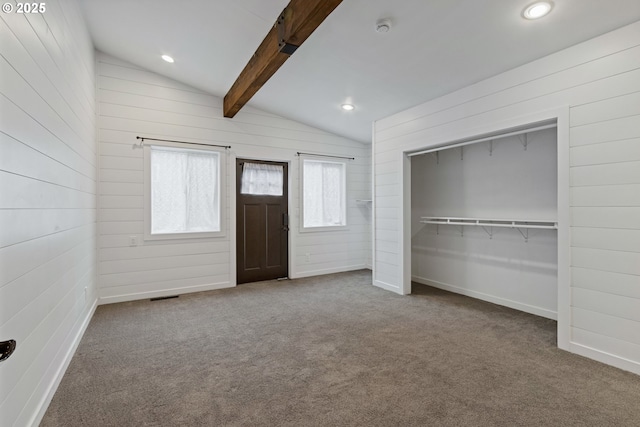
[[516, 227, 529, 243], [427, 151, 440, 164], [519, 133, 529, 151], [486, 140, 493, 156]]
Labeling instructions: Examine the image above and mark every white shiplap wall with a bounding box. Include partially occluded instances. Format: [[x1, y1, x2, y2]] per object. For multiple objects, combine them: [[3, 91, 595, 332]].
[[373, 21, 640, 375], [0, 1, 97, 425], [97, 53, 371, 304]]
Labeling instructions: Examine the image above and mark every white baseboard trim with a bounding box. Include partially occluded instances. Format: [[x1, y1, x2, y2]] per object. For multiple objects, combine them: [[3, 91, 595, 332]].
[[292, 264, 367, 279], [99, 281, 234, 305], [569, 341, 640, 376], [30, 299, 98, 427], [373, 279, 402, 294], [412, 276, 557, 320]]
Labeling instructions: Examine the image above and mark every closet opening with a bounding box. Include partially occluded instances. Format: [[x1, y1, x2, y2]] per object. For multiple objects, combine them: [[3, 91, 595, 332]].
[[408, 121, 559, 320]]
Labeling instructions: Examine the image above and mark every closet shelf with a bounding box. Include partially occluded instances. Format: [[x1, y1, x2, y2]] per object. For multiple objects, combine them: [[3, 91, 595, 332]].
[[420, 217, 556, 242], [419, 217, 557, 230]]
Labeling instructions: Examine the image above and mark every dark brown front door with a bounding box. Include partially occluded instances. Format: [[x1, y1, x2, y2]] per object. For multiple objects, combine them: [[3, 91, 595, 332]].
[[236, 159, 288, 284]]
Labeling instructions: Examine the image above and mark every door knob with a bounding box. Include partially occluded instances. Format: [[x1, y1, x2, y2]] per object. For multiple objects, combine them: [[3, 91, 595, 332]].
[[0, 340, 16, 362]]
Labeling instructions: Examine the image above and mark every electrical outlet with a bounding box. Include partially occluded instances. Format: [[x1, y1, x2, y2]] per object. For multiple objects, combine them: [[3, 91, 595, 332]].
[[305, 253, 310, 262], [129, 236, 138, 246]]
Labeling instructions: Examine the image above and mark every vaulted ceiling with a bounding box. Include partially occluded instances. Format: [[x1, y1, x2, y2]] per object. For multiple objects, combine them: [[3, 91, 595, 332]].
[[80, 0, 640, 143]]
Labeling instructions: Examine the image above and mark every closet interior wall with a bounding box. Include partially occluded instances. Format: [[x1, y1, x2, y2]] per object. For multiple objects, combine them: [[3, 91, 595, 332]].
[[411, 127, 558, 319]]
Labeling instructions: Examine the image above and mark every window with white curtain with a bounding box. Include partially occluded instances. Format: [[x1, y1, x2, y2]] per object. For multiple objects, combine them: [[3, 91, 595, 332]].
[[241, 162, 284, 196], [301, 158, 347, 230], [144, 144, 223, 239]]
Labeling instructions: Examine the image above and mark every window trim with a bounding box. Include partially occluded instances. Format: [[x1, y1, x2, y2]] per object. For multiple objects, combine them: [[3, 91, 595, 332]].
[[299, 155, 348, 233], [143, 141, 226, 241]]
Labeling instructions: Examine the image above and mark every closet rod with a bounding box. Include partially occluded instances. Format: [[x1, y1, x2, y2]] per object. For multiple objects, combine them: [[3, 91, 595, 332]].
[[297, 152, 355, 160], [406, 123, 556, 157], [136, 136, 231, 149]]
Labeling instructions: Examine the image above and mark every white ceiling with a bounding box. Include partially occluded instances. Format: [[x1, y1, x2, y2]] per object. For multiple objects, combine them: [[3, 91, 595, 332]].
[[80, 0, 640, 143]]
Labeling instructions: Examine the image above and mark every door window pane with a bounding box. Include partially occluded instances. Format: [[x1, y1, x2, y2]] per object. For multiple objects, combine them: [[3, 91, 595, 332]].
[[240, 162, 284, 196]]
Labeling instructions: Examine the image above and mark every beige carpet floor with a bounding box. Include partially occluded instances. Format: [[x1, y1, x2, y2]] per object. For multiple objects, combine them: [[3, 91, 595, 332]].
[[42, 270, 640, 426]]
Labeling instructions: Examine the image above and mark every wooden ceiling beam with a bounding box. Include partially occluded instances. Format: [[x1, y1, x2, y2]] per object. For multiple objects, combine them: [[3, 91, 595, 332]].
[[223, 0, 343, 118]]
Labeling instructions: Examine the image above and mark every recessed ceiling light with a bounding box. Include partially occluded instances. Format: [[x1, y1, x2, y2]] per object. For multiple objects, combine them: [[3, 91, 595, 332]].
[[161, 54, 174, 63], [523, 1, 553, 19], [341, 104, 355, 111]]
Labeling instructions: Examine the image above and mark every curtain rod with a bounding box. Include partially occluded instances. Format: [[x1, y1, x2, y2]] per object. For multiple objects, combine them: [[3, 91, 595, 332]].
[[136, 136, 231, 149], [297, 152, 355, 160]]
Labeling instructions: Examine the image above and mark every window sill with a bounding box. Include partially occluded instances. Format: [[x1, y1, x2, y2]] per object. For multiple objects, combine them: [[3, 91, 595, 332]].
[[299, 225, 348, 233], [144, 230, 225, 241]]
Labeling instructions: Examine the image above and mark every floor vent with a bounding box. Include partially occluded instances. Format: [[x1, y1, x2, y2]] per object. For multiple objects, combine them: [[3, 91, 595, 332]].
[[150, 295, 179, 302]]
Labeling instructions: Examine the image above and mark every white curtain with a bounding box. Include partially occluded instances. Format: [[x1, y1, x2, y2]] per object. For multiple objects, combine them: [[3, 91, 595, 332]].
[[241, 162, 284, 196], [303, 159, 345, 227], [151, 147, 219, 234]]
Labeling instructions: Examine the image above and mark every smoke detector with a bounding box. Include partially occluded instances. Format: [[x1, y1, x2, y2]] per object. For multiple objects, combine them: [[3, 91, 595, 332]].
[[375, 18, 391, 33]]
